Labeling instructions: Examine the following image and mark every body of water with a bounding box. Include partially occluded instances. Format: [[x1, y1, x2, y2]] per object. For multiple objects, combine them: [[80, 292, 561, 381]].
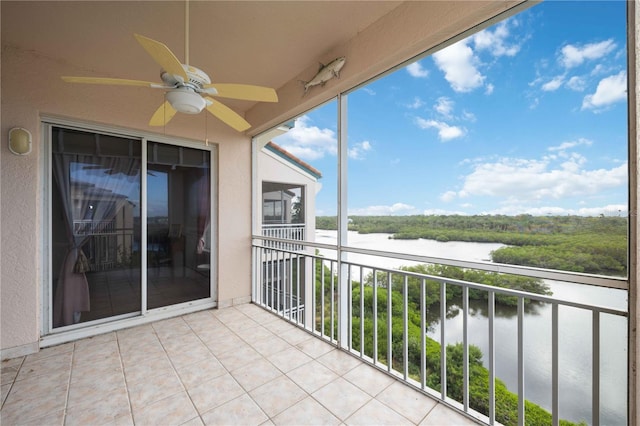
[[315, 230, 628, 425]]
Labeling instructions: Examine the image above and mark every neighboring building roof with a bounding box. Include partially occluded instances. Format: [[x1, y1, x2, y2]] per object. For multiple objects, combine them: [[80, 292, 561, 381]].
[[264, 142, 322, 180]]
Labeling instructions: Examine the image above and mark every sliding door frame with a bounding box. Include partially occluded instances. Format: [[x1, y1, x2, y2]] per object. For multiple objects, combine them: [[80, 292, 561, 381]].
[[40, 116, 218, 347]]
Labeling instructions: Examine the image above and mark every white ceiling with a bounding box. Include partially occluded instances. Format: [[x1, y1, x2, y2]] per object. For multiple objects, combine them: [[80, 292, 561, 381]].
[[2, 1, 402, 113]]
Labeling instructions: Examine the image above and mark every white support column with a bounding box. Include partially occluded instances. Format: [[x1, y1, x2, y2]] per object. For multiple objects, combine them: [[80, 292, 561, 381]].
[[338, 93, 350, 348]]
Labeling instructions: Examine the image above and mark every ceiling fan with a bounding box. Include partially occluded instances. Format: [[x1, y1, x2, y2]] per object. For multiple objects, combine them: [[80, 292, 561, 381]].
[[61, 33, 278, 132]]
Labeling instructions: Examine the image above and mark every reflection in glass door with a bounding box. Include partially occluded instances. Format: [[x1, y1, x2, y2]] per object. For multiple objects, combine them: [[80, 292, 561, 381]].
[[51, 127, 142, 327], [147, 142, 211, 309]]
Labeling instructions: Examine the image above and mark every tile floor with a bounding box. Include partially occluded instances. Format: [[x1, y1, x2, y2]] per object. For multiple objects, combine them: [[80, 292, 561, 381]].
[[1, 304, 478, 425]]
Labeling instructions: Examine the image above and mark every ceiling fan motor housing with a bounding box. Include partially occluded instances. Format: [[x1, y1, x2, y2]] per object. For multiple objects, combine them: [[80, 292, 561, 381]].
[[167, 88, 206, 114]]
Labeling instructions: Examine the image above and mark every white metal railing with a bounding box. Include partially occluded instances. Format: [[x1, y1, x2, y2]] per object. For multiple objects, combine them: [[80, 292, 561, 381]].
[[73, 219, 116, 235], [261, 224, 305, 251], [251, 239, 628, 426]]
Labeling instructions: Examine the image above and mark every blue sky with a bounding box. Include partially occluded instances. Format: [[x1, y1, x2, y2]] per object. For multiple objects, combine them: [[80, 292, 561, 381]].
[[272, 1, 628, 217]]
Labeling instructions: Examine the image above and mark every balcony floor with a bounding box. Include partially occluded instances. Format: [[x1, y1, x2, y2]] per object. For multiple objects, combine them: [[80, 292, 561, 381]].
[[1, 304, 476, 425]]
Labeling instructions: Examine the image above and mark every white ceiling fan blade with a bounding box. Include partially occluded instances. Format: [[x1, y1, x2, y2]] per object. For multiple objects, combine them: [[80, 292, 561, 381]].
[[204, 98, 251, 132], [61, 76, 161, 87], [149, 101, 177, 126], [202, 83, 278, 102], [134, 33, 188, 81]]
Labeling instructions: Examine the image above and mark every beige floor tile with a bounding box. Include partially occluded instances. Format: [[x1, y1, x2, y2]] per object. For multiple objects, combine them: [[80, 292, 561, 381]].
[[267, 347, 313, 373], [73, 340, 120, 366], [74, 331, 116, 352], [250, 335, 292, 357], [376, 381, 438, 424], [10, 409, 65, 426], [271, 396, 341, 426], [161, 331, 202, 354], [317, 349, 362, 375], [119, 340, 167, 366], [194, 323, 233, 344], [230, 357, 283, 391], [127, 370, 184, 409], [1, 365, 19, 386], [16, 351, 72, 381], [9, 369, 69, 398], [420, 403, 478, 425], [343, 363, 395, 397], [311, 377, 372, 421], [217, 344, 262, 371], [286, 360, 339, 393], [68, 369, 126, 407], [132, 391, 198, 426], [234, 324, 275, 342], [123, 352, 174, 384], [0, 383, 68, 424], [279, 327, 313, 345], [345, 398, 413, 425], [23, 342, 73, 363], [180, 416, 205, 426], [187, 373, 245, 414], [201, 394, 269, 425], [224, 317, 261, 333], [249, 375, 307, 418], [65, 386, 130, 426], [175, 355, 226, 389], [166, 342, 213, 368], [1, 383, 11, 405], [153, 318, 193, 341], [296, 336, 335, 358], [205, 333, 246, 356]]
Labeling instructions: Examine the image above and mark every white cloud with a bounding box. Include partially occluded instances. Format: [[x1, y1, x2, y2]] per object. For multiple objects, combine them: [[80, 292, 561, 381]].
[[450, 156, 627, 203], [581, 71, 627, 111], [406, 61, 429, 78], [415, 118, 465, 141], [440, 191, 457, 202], [349, 203, 419, 216], [407, 97, 425, 109], [485, 83, 494, 95], [462, 110, 477, 122], [541, 75, 564, 92], [348, 141, 372, 160], [566, 75, 587, 91], [434, 97, 454, 118], [560, 39, 616, 68], [473, 20, 521, 57], [362, 87, 376, 96], [274, 115, 336, 161], [548, 138, 592, 154], [483, 204, 627, 217], [433, 40, 484, 92]]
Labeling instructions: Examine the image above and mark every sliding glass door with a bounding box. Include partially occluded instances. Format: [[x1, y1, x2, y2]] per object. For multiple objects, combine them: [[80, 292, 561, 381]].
[[146, 142, 211, 309], [49, 124, 214, 330]]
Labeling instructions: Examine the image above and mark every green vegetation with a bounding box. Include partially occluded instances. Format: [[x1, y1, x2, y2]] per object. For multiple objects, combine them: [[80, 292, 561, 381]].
[[314, 260, 582, 425], [316, 214, 627, 276]]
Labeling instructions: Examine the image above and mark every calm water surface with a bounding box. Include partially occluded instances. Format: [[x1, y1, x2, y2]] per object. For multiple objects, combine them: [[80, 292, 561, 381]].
[[315, 230, 628, 425]]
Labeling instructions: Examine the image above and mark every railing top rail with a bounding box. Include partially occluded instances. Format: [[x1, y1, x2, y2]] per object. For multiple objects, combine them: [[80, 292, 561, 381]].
[[261, 223, 306, 229], [252, 242, 628, 317], [251, 235, 628, 291]]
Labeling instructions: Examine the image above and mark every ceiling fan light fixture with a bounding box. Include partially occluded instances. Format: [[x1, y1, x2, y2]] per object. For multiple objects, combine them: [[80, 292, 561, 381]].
[[167, 89, 206, 114]]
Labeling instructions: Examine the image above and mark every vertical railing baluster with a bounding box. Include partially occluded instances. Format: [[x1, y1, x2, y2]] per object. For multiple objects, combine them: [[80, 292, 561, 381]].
[[310, 256, 316, 332], [463, 286, 469, 412], [360, 266, 364, 358], [295, 255, 301, 324], [518, 297, 525, 426], [348, 264, 353, 350], [270, 248, 275, 312], [321, 258, 325, 337], [387, 271, 393, 373], [552, 303, 559, 426], [489, 291, 496, 425], [441, 281, 447, 400], [278, 250, 283, 318], [421, 278, 426, 390], [331, 261, 336, 342], [593, 310, 600, 426], [373, 269, 378, 366], [403, 275, 409, 381]]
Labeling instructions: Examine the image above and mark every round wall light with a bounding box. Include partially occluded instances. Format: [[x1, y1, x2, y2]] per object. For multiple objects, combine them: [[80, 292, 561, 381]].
[[8, 128, 32, 155]]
